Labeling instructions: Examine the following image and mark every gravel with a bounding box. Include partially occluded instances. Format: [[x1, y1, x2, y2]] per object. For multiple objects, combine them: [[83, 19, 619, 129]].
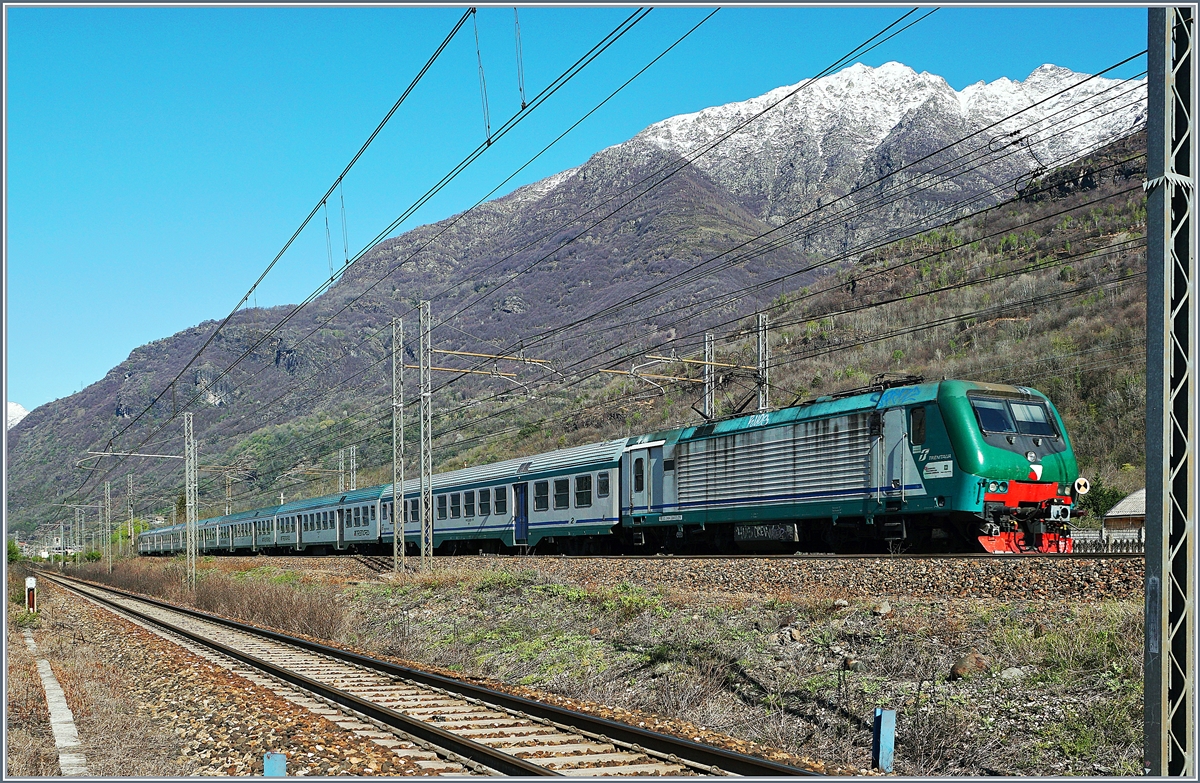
[[204, 552, 1144, 602], [28, 578, 457, 776], [458, 554, 1144, 602]]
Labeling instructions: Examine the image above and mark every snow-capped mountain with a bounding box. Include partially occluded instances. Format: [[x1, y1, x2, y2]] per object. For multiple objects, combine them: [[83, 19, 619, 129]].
[[624, 62, 1146, 233], [7, 402, 28, 430]]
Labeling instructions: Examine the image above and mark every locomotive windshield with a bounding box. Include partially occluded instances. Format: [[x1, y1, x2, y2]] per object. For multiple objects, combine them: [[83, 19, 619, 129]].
[[969, 395, 1058, 437]]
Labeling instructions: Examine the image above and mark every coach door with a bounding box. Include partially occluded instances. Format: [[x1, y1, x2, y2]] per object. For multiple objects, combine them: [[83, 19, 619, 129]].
[[625, 444, 662, 519], [336, 507, 346, 550], [513, 483, 529, 546], [882, 408, 912, 507]]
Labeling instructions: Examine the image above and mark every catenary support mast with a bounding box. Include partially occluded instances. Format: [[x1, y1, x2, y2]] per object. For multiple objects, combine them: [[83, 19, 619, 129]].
[[392, 316, 405, 573], [1146, 6, 1197, 776], [419, 301, 434, 572]]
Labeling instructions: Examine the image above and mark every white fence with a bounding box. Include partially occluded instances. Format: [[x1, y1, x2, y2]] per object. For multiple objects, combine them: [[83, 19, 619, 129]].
[[1071, 525, 1145, 554]]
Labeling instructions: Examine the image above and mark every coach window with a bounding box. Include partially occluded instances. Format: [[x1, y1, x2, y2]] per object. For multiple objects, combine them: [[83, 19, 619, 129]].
[[437, 495, 448, 520], [495, 487, 508, 515], [634, 458, 645, 493], [554, 479, 570, 510], [534, 481, 549, 512], [410, 498, 419, 523], [464, 491, 475, 518], [910, 407, 926, 445], [450, 493, 461, 519], [479, 488, 491, 516], [370, 505, 376, 522], [381, 503, 389, 523], [575, 475, 592, 507], [597, 472, 610, 498]]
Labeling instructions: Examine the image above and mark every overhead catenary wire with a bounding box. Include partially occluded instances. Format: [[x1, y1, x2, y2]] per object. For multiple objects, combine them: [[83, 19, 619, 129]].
[[67, 7, 703, 510], [514, 8, 527, 110], [403, 65, 1147, 401], [340, 184, 350, 266], [218, 195, 1149, 510], [66, 9, 653, 508], [423, 130, 1148, 423], [472, 8, 493, 144], [124, 90, 1152, 513], [93, 9, 476, 456], [65, 27, 1142, 523], [108, 111, 1147, 518]]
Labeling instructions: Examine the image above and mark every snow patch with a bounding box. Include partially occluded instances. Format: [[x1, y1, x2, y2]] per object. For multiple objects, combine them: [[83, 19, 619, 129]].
[[8, 402, 28, 430]]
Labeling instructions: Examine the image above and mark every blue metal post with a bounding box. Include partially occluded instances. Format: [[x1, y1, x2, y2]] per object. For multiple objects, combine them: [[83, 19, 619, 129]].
[[872, 708, 896, 772], [263, 752, 286, 777]]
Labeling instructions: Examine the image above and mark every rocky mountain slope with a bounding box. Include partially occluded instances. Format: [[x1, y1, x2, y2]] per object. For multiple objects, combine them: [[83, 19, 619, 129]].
[[6, 62, 1146, 532]]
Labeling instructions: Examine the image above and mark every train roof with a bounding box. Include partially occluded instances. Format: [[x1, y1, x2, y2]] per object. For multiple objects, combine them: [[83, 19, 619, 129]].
[[381, 438, 628, 496], [667, 379, 1053, 442], [275, 485, 386, 514]]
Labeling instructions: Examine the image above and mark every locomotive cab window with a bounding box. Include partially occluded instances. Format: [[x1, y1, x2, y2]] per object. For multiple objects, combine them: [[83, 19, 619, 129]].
[[910, 407, 926, 445], [634, 458, 645, 493], [553, 479, 570, 510], [1010, 401, 1057, 436], [970, 397, 1017, 433], [597, 472, 610, 498], [534, 481, 549, 512], [479, 488, 491, 516], [969, 395, 1058, 437], [575, 475, 592, 507]]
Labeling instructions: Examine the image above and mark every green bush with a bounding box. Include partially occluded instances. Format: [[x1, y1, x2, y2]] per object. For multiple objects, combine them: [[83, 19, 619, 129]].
[[7, 539, 20, 564], [1076, 476, 1128, 522]]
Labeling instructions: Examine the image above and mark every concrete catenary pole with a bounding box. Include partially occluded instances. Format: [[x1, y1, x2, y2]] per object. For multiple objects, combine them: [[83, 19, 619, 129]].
[[703, 332, 714, 419], [104, 481, 112, 573], [392, 317, 405, 573], [127, 474, 134, 557], [184, 412, 198, 590], [756, 313, 770, 411], [419, 300, 434, 572]]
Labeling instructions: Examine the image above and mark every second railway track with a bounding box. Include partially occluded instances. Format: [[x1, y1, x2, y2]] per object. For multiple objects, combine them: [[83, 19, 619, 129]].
[[43, 572, 818, 777]]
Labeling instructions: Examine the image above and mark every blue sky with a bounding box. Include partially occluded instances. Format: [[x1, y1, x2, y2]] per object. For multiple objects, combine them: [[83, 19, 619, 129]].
[[6, 6, 1147, 411]]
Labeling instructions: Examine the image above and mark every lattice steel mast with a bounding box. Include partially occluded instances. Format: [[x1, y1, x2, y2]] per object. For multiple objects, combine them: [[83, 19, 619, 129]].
[[1146, 6, 1197, 776]]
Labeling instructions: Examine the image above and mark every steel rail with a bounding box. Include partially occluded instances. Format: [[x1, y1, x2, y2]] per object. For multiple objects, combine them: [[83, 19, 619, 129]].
[[454, 551, 1144, 561], [43, 572, 819, 776], [42, 573, 552, 777]]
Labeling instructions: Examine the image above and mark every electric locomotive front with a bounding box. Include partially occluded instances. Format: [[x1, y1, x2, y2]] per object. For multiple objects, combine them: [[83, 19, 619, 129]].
[[937, 380, 1087, 553]]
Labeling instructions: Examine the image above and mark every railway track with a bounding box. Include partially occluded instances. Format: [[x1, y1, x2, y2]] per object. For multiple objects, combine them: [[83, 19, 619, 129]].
[[353, 552, 1140, 571], [43, 573, 817, 777]]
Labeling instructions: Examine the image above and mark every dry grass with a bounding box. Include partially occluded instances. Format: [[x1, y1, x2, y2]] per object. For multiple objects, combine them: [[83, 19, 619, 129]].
[[74, 558, 350, 642], [5, 565, 187, 777], [5, 623, 59, 776]]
